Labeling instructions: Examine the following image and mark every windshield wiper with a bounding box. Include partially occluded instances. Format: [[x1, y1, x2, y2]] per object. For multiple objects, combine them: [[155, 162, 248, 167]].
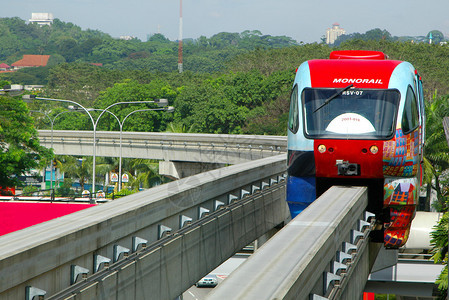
[[313, 84, 353, 113]]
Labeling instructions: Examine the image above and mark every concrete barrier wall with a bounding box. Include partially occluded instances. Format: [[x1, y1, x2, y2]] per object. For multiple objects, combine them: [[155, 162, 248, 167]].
[[0, 154, 288, 299]]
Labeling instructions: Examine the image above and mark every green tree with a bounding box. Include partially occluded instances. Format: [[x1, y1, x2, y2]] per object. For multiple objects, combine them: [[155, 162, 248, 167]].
[[58, 155, 90, 191], [56, 36, 79, 62], [174, 77, 247, 133], [226, 43, 330, 75], [55, 178, 76, 197], [1, 66, 51, 85], [427, 30, 445, 44], [94, 156, 117, 191], [0, 95, 53, 187], [334, 28, 394, 46], [243, 88, 290, 135], [422, 93, 449, 298], [47, 54, 66, 66], [430, 211, 448, 299], [46, 62, 122, 105], [165, 122, 194, 133], [89, 39, 139, 64], [423, 93, 449, 210], [364, 28, 393, 41], [93, 79, 176, 132], [78, 37, 104, 57], [127, 158, 169, 189], [0, 21, 21, 60]]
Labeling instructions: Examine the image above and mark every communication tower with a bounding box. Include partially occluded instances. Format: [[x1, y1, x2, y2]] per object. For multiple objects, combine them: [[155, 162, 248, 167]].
[[178, 0, 183, 73]]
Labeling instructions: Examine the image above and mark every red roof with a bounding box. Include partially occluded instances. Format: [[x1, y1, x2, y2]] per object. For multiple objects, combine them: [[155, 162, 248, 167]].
[[0, 63, 10, 69], [11, 55, 50, 67], [0, 202, 96, 236]]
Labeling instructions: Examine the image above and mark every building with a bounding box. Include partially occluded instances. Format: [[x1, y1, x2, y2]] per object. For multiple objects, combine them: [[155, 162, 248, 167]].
[[326, 23, 346, 45], [29, 13, 54, 26], [119, 36, 136, 40], [11, 55, 51, 70], [0, 63, 11, 71]]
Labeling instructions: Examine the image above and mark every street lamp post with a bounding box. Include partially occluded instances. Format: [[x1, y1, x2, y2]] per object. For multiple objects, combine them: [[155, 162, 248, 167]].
[[90, 100, 168, 194], [31, 108, 82, 189], [23, 95, 169, 197], [116, 106, 174, 191], [24, 96, 97, 195], [87, 106, 174, 191]]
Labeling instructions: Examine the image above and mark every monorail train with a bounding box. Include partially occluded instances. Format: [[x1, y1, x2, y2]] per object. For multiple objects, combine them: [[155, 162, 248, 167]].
[[287, 50, 425, 248]]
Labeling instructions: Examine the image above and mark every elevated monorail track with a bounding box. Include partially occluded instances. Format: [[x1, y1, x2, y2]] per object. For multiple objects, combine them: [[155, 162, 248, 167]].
[[37, 130, 287, 164], [47, 181, 286, 299], [208, 186, 381, 300]]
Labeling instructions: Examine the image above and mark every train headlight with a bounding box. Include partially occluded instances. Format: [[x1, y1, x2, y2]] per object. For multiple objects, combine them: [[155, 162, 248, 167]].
[[318, 144, 326, 153], [370, 145, 379, 154]]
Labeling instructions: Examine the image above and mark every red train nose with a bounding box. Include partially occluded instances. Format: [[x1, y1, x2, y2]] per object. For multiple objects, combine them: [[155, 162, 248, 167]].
[[314, 139, 384, 178]]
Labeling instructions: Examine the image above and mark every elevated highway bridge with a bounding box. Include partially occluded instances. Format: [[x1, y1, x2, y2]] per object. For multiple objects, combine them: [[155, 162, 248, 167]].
[[0, 130, 442, 299]]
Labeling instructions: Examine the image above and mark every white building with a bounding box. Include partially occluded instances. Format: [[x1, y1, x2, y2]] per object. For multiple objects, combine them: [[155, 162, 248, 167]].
[[119, 36, 136, 40], [326, 23, 345, 44], [29, 13, 54, 26]]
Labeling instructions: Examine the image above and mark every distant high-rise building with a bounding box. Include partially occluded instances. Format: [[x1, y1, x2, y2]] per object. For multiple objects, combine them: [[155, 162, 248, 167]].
[[326, 23, 345, 44], [29, 13, 54, 26]]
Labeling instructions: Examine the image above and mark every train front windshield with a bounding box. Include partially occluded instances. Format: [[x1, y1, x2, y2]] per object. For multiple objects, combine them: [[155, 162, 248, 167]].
[[302, 88, 400, 139]]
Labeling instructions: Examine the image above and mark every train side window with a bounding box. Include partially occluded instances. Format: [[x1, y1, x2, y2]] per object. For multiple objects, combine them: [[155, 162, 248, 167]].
[[401, 85, 419, 134], [288, 85, 299, 133], [418, 79, 425, 142]]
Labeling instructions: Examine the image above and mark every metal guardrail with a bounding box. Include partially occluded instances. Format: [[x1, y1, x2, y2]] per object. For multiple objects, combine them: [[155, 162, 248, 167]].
[[0, 196, 108, 204], [37, 130, 287, 164], [0, 188, 109, 203], [208, 186, 379, 300], [38, 130, 287, 147]]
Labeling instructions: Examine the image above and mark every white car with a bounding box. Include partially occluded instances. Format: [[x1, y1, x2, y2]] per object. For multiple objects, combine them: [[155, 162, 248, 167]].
[[195, 275, 218, 287]]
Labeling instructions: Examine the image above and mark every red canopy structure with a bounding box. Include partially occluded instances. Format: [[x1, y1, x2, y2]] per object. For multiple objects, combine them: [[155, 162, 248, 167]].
[[0, 202, 95, 236]]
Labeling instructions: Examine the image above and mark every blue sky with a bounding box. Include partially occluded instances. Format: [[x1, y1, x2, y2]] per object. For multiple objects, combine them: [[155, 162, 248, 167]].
[[3, 0, 449, 43]]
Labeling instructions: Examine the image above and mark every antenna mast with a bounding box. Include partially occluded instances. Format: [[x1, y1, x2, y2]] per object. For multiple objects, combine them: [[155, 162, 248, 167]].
[[178, 0, 183, 73]]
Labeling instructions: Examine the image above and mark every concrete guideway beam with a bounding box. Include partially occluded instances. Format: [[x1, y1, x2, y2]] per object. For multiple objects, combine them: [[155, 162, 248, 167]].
[[49, 185, 288, 299], [37, 130, 287, 164], [0, 154, 288, 299], [159, 160, 226, 179], [208, 186, 379, 300]]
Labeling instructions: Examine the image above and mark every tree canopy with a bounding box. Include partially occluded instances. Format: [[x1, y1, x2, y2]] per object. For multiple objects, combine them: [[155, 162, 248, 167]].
[[0, 95, 52, 187], [0, 16, 299, 79]]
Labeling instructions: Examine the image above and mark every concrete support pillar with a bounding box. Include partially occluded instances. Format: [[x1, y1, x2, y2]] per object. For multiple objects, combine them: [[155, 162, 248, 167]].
[[159, 161, 225, 179]]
